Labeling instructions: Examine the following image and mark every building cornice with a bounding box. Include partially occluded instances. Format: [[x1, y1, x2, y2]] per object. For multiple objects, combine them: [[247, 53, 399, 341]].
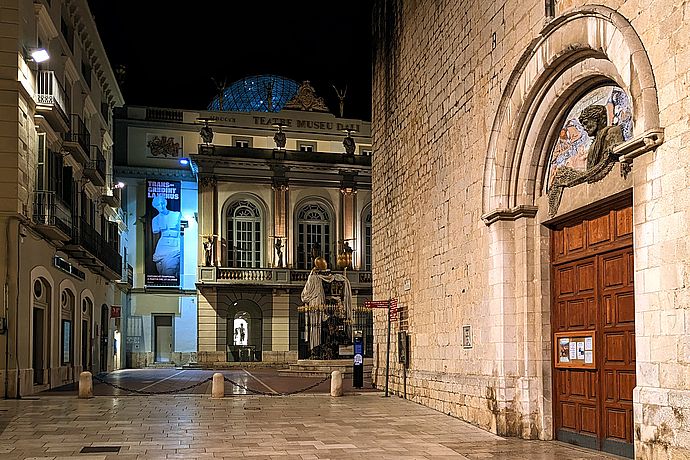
[[70, 0, 124, 106], [114, 165, 195, 181]]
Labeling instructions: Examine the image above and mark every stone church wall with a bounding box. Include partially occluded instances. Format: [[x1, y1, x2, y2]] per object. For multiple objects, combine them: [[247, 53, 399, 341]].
[[371, 1, 690, 458]]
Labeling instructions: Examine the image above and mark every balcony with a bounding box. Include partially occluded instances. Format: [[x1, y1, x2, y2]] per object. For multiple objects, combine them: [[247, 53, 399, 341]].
[[32, 191, 72, 242], [62, 114, 90, 165], [35, 71, 69, 132], [84, 145, 106, 186], [63, 218, 122, 281], [198, 266, 372, 290], [101, 186, 121, 208], [117, 263, 133, 288]]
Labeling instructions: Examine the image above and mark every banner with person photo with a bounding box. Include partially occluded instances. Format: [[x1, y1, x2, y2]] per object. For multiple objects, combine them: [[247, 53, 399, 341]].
[[145, 180, 181, 286]]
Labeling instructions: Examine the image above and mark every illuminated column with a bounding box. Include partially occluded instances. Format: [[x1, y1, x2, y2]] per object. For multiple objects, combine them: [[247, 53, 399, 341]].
[[199, 175, 218, 266], [272, 176, 288, 267], [340, 182, 356, 269]]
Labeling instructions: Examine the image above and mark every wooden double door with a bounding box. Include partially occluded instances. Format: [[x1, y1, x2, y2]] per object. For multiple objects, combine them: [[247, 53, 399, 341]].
[[552, 206, 635, 458]]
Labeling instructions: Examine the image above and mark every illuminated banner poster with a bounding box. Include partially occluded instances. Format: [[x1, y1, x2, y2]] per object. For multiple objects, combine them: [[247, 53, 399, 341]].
[[145, 180, 181, 286]]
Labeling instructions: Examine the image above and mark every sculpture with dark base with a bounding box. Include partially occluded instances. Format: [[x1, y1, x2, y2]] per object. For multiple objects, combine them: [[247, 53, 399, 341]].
[[299, 256, 353, 359], [548, 104, 624, 217]]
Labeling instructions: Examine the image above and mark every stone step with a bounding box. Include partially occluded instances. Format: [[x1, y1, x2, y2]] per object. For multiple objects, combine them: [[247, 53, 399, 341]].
[[278, 359, 372, 378], [277, 368, 372, 377]]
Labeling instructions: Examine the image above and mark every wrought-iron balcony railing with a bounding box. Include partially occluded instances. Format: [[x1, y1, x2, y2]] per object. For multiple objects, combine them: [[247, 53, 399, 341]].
[[69, 218, 122, 277], [32, 191, 72, 240], [62, 114, 91, 163], [35, 71, 69, 127], [84, 145, 106, 186]]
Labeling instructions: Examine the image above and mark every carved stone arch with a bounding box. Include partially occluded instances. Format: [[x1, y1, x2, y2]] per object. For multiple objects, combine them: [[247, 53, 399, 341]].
[[79, 289, 95, 323], [482, 5, 661, 223], [30, 265, 55, 306], [58, 278, 78, 298], [220, 192, 270, 223], [293, 195, 336, 222]]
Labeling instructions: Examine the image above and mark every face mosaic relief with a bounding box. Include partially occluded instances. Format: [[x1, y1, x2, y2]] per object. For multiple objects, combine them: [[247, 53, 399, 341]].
[[547, 85, 633, 189]]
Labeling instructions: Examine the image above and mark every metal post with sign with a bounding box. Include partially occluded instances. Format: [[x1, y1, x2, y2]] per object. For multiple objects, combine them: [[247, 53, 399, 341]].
[[363, 298, 398, 398], [385, 299, 391, 397], [353, 330, 363, 388]]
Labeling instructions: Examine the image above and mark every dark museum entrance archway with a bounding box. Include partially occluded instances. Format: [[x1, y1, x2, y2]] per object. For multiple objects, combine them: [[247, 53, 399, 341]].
[[227, 299, 263, 362]]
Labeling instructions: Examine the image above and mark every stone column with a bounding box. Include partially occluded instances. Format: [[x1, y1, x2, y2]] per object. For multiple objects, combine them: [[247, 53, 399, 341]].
[[199, 175, 218, 267], [340, 185, 356, 268], [272, 181, 288, 267]]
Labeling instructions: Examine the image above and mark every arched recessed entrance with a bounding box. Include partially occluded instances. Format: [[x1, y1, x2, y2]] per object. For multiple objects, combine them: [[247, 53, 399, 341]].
[[480, 6, 661, 456], [32, 278, 51, 386], [81, 297, 93, 372], [227, 300, 262, 361]]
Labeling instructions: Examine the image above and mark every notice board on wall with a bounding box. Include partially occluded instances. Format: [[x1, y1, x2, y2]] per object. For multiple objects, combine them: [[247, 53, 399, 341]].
[[554, 330, 596, 369]]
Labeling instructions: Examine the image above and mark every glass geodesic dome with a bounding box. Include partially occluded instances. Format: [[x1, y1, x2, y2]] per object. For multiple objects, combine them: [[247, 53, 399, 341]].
[[208, 75, 299, 112]]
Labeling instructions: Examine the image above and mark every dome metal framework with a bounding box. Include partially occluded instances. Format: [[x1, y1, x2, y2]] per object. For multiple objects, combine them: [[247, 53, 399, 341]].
[[208, 75, 299, 112]]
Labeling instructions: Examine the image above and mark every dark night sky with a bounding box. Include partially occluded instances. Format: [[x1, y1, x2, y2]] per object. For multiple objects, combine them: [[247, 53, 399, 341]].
[[88, 1, 373, 121]]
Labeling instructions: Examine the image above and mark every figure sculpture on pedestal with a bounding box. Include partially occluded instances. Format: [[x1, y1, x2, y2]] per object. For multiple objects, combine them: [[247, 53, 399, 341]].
[[300, 256, 353, 359]]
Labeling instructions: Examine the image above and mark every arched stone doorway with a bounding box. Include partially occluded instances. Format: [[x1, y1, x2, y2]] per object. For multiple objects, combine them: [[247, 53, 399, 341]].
[[31, 277, 51, 386], [227, 300, 263, 361], [480, 6, 661, 457], [81, 297, 93, 372]]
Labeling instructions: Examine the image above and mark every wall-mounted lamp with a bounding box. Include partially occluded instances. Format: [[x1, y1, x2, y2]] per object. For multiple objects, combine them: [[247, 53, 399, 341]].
[[113, 181, 125, 189], [29, 48, 49, 63], [178, 157, 198, 177]]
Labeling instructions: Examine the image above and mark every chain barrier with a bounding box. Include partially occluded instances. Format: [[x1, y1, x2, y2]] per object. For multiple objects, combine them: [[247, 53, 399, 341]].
[[222, 374, 331, 396], [91, 373, 331, 397], [92, 374, 213, 395]]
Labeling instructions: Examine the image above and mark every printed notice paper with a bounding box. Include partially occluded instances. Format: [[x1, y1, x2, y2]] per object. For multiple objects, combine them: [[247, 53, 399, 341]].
[[585, 351, 593, 364], [569, 342, 577, 360], [585, 337, 593, 351]]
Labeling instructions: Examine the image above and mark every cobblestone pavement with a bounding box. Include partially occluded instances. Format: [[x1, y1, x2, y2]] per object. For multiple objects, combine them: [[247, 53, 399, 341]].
[[0, 392, 623, 459]]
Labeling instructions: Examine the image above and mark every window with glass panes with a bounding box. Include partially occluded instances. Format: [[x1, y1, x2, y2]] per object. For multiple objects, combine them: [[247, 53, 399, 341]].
[[364, 208, 372, 271], [227, 200, 262, 267], [296, 203, 331, 269]]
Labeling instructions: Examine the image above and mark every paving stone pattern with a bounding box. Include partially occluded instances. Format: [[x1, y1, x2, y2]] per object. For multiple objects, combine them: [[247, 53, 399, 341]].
[[0, 393, 622, 459]]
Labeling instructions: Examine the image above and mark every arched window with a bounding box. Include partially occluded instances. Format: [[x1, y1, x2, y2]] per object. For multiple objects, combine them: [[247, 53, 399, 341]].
[[296, 203, 331, 270], [363, 207, 372, 271], [227, 200, 262, 268]]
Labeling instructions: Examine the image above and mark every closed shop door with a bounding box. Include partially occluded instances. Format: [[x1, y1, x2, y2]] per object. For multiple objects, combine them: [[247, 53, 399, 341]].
[[552, 206, 635, 458]]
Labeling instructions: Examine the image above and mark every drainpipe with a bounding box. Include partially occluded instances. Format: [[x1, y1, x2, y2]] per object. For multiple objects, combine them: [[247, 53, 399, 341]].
[[1, 216, 21, 398], [15, 222, 22, 399], [3, 283, 8, 399]]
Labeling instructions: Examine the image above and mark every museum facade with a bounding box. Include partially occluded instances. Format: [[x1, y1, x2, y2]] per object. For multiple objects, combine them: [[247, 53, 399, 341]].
[[372, 0, 688, 458], [114, 77, 373, 366]]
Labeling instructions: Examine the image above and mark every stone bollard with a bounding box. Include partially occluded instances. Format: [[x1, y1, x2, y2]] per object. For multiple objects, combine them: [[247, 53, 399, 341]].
[[211, 372, 224, 398], [78, 371, 93, 399], [330, 370, 343, 397]]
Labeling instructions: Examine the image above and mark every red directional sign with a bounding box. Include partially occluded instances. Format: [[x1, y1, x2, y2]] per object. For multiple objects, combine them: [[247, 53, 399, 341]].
[[364, 299, 398, 309]]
